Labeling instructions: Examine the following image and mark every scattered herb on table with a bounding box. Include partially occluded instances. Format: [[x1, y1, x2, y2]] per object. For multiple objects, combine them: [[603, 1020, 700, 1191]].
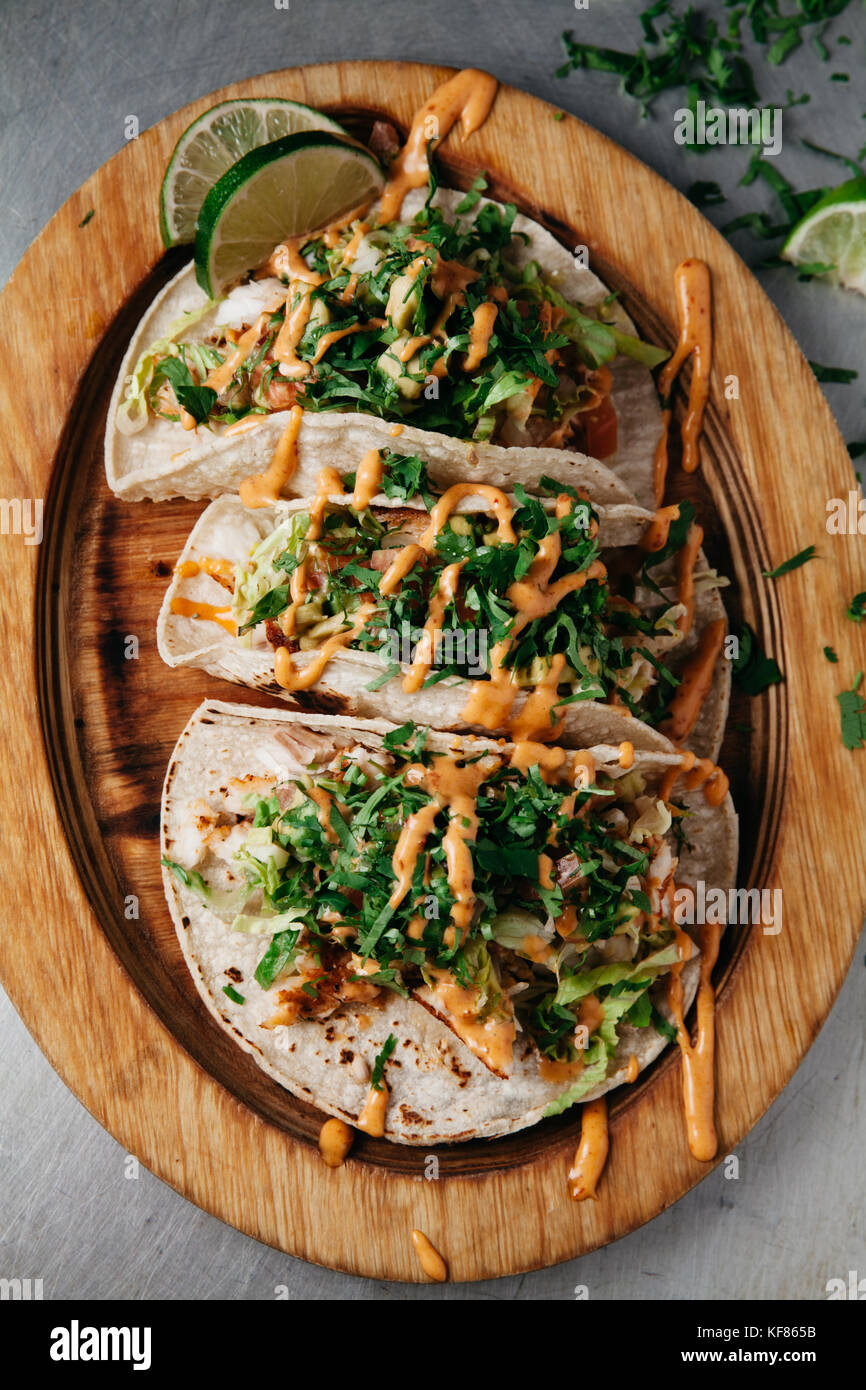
[[838, 672, 866, 749], [846, 592, 866, 622], [762, 545, 816, 578], [732, 622, 783, 694]]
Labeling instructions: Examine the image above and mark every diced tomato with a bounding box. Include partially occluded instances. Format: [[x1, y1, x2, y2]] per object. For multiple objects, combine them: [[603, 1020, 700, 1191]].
[[579, 395, 618, 459]]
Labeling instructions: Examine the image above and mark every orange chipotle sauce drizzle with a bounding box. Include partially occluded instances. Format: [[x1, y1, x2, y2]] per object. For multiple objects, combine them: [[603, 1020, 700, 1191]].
[[660, 749, 729, 809], [668, 917, 722, 1162], [389, 754, 489, 947], [378, 69, 498, 224], [460, 492, 606, 740], [240, 402, 304, 508], [640, 504, 681, 553], [411, 1229, 448, 1282], [356, 1079, 389, 1137], [168, 596, 236, 634], [463, 300, 499, 371], [176, 556, 235, 588], [318, 1117, 354, 1167], [568, 1097, 609, 1201], [270, 465, 376, 693], [662, 617, 726, 744], [653, 259, 712, 505], [274, 287, 316, 379], [352, 449, 385, 510], [676, 520, 704, 636]]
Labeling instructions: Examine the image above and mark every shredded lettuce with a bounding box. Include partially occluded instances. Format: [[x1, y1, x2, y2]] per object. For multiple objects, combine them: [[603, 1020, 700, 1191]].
[[543, 1037, 610, 1115], [554, 943, 680, 1008], [629, 798, 672, 844], [116, 301, 219, 434], [489, 906, 552, 953], [231, 906, 310, 937], [160, 856, 249, 918], [543, 943, 681, 1115], [233, 514, 310, 624]]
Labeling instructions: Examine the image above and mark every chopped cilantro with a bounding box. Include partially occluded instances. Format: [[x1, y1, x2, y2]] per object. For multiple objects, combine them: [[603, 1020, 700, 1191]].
[[154, 356, 217, 423], [846, 592, 866, 622], [809, 361, 858, 384], [371, 1033, 398, 1090], [254, 929, 301, 989], [732, 623, 783, 695], [382, 721, 417, 750], [762, 545, 816, 578], [824, 645, 839, 663], [838, 672, 866, 749], [801, 138, 863, 179], [688, 180, 726, 207]]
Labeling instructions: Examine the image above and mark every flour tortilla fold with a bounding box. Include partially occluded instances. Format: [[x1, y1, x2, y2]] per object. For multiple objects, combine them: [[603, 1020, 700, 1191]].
[[161, 699, 738, 1144], [156, 490, 731, 760], [107, 189, 663, 508]]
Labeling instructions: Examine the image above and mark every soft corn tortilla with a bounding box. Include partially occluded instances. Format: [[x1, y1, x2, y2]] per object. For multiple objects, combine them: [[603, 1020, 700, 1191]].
[[156, 491, 731, 760], [107, 188, 663, 508], [161, 700, 738, 1144]]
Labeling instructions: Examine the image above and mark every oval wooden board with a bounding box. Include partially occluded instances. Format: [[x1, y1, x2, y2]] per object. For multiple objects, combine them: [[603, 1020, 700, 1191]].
[[1, 62, 864, 1284]]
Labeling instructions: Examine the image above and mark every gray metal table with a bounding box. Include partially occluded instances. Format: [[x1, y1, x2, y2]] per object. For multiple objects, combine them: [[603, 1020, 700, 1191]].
[[2, 0, 864, 1299]]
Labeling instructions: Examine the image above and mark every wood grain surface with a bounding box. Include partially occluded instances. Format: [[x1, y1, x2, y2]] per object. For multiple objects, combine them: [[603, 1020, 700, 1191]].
[[0, 61, 864, 1283]]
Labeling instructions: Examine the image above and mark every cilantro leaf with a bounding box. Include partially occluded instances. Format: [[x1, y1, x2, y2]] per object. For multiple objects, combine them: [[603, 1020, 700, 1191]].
[[809, 361, 858, 384], [155, 356, 218, 423], [371, 1033, 398, 1090], [847, 592, 866, 622], [732, 623, 783, 695], [383, 721, 417, 750], [762, 545, 816, 579], [838, 672, 866, 750], [254, 929, 301, 989]]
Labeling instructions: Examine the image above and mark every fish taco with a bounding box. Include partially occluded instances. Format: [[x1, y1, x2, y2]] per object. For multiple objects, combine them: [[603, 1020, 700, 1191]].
[[157, 450, 730, 757], [161, 699, 737, 1145], [106, 180, 667, 509]]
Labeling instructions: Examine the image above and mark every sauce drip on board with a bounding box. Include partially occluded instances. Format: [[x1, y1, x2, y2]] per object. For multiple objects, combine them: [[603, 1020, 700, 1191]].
[[318, 1117, 354, 1167], [676, 520, 704, 637], [411, 1229, 448, 1282], [668, 919, 722, 1161], [568, 1097, 609, 1201], [653, 259, 712, 504]]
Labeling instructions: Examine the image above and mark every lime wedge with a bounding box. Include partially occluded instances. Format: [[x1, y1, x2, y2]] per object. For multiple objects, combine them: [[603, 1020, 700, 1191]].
[[160, 98, 347, 247], [194, 131, 383, 298], [781, 176, 866, 296]]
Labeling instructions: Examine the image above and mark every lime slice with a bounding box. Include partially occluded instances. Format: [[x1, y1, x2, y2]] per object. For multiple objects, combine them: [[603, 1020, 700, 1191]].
[[782, 176, 866, 296], [194, 131, 383, 298], [160, 98, 347, 247]]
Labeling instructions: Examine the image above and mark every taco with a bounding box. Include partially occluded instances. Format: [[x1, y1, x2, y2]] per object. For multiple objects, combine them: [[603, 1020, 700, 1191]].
[[161, 699, 737, 1144], [106, 184, 667, 509], [156, 450, 730, 757]]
